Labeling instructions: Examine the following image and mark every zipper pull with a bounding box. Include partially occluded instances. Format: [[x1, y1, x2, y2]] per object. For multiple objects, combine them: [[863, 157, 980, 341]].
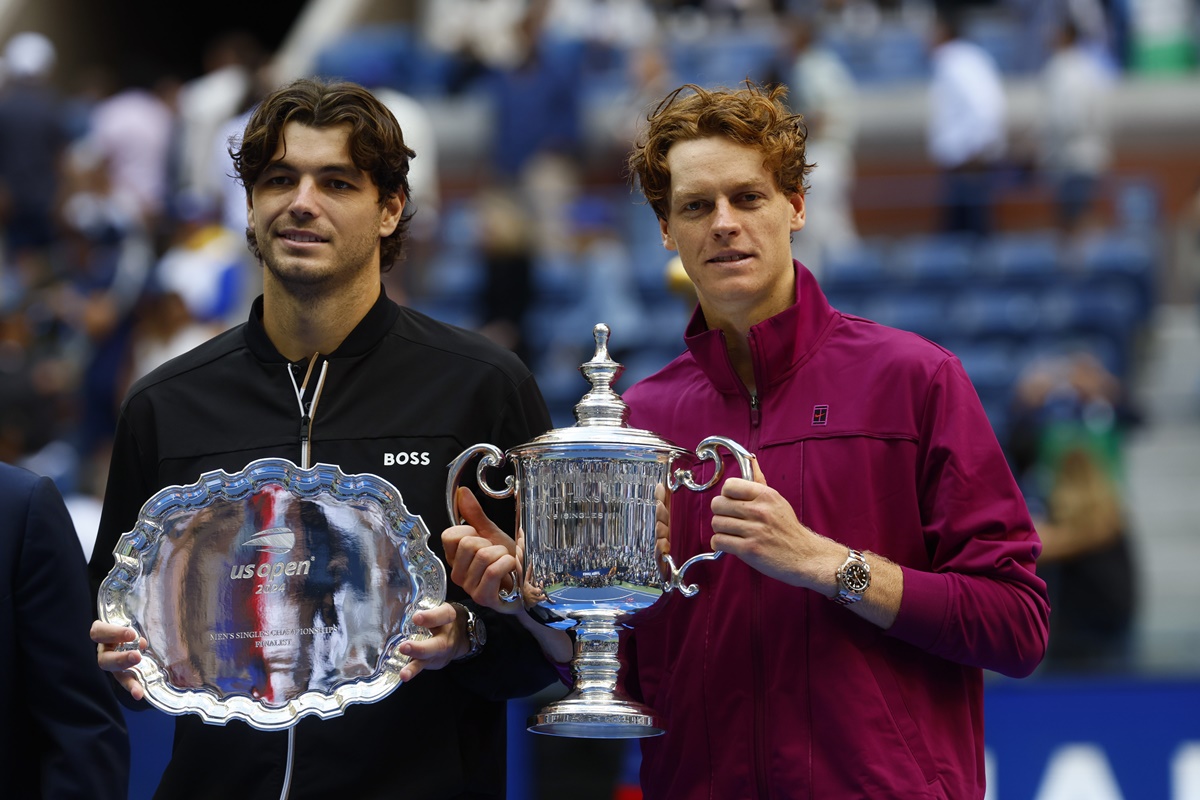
[[288, 356, 328, 469], [299, 404, 312, 446]]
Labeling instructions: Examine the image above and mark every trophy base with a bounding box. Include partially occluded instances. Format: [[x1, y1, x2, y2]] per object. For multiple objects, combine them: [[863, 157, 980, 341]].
[[528, 695, 665, 738]]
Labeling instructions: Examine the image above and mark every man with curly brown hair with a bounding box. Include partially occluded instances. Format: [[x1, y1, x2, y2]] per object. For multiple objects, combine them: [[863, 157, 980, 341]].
[[445, 81, 1051, 799]]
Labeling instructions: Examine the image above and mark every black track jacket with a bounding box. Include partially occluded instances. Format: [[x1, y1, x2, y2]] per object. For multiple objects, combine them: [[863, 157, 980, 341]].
[[87, 288, 560, 799]]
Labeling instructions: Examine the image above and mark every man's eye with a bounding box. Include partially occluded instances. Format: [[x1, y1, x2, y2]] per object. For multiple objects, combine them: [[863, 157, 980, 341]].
[[330, 179, 353, 190]]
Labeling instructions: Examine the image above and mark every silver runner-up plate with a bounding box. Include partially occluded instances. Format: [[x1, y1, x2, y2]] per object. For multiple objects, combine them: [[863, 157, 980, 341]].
[[98, 458, 447, 731]]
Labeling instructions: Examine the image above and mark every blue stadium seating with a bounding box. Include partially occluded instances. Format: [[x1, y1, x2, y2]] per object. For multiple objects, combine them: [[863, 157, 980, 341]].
[[976, 230, 1063, 288], [949, 287, 1042, 342], [1074, 230, 1158, 322], [863, 292, 950, 342], [821, 238, 894, 299], [890, 232, 979, 295]]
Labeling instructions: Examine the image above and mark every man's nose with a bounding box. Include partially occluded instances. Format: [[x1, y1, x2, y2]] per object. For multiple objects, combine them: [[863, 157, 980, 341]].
[[711, 198, 739, 237], [289, 178, 318, 217]]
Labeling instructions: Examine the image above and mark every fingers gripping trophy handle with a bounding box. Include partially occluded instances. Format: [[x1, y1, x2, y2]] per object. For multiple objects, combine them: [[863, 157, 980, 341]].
[[663, 436, 755, 597], [445, 444, 521, 604]]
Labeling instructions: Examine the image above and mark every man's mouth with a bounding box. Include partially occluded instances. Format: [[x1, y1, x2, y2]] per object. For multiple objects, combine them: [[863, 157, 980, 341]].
[[710, 253, 750, 263], [280, 231, 327, 243]]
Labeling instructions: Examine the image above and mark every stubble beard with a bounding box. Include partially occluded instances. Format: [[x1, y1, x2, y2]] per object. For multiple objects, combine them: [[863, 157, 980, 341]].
[[261, 230, 380, 307]]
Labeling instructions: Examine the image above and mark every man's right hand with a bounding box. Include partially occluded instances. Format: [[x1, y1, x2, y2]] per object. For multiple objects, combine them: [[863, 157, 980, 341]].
[[90, 620, 147, 700], [443, 487, 574, 664], [443, 486, 521, 613]]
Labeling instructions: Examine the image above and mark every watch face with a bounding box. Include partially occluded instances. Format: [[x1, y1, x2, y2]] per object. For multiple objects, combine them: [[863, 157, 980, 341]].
[[840, 562, 871, 593], [472, 614, 487, 647]]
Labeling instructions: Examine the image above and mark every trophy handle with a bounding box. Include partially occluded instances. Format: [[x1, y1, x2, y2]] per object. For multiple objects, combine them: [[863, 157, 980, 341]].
[[445, 443, 521, 604], [664, 436, 755, 597]]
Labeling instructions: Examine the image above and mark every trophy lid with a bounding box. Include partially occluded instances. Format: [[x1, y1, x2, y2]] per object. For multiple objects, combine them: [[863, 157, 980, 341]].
[[512, 323, 686, 457], [574, 323, 628, 428]]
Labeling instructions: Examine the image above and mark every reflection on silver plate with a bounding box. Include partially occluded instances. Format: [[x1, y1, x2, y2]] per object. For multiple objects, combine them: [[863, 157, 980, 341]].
[[98, 458, 446, 731]]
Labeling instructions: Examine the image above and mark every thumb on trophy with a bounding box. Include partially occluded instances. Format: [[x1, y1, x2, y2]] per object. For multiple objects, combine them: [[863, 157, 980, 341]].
[[451, 486, 515, 551], [443, 486, 523, 611], [749, 454, 767, 485]]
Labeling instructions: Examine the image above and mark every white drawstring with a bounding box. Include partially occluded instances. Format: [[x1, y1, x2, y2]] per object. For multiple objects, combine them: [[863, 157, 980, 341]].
[[280, 354, 327, 800], [287, 355, 329, 470]]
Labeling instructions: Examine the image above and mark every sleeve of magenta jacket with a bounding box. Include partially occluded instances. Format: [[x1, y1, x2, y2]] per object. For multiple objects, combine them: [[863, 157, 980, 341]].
[[886, 357, 1051, 678]]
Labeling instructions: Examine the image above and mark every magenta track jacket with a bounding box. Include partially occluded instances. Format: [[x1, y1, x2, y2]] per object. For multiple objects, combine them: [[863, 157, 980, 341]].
[[619, 263, 1050, 800]]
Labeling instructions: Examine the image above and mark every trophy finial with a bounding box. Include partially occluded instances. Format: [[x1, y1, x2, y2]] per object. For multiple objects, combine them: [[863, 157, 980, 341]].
[[575, 323, 628, 427], [594, 323, 611, 358]]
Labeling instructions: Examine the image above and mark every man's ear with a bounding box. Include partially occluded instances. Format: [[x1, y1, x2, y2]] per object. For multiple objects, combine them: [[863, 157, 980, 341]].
[[659, 216, 678, 251], [789, 192, 806, 232], [380, 193, 405, 237]]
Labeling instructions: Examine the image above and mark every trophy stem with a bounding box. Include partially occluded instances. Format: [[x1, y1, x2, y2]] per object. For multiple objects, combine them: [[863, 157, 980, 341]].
[[527, 611, 664, 738]]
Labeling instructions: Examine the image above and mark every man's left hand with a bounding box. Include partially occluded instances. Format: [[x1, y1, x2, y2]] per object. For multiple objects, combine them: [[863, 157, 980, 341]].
[[397, 601, 466, 681], [709, 456, 830, 587]]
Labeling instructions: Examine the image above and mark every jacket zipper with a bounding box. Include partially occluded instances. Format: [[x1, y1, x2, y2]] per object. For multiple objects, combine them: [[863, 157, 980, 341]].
[[299, 402, 313, 465], [747, 337, 769, 799], [289, 356, 329, 470], [750, 399, 769, 800], [752, 569, 768, 799], [281, 356, 328, 800]]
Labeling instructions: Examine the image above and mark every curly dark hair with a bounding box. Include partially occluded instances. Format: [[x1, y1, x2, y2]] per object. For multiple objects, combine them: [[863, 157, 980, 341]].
[[230, 77, 415, 272], [626, 82, 812, 222]]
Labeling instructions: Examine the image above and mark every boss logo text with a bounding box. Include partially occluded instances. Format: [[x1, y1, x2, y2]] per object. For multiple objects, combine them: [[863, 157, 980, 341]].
[[384, 451, 432, 466]]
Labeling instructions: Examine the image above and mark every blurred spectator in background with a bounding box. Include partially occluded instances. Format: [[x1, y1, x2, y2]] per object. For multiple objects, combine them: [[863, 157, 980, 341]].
[[784, 14, 860, 274], [926, 5, 1007, 239], [1036, 16, 1114, 236], [596, 41, 679, 174], [208, 62, 276, 238], [561, 193, 650, 361], [543, 0, 660, 74], [1055, 0, 1121, 74], [421, 0, 529, 93], [375, 85, 442, 301], [124, 288, 216, 390], [1007, 351, 1140, 673], [0, 31, 70, 283], [77, 59, 179, 248], [147, 194, 249, 335], [483, 1, 586, 259], [476, 185, 537, 363], [620, 43, 677, 137], [59, 63, 116, 144], [699, 0, 777, 27], [0, 308, 68, 470], [53, 60, 175, 475], [485, 0, 585, 179], [173, 30, 268, 220]]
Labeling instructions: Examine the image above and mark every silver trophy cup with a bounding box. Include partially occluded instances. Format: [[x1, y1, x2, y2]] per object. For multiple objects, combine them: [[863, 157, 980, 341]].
[[446, 324, 752, 738]]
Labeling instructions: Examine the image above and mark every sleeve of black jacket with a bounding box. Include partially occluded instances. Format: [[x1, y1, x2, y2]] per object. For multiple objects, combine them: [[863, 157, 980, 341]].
[[87, 403, 158, 712]]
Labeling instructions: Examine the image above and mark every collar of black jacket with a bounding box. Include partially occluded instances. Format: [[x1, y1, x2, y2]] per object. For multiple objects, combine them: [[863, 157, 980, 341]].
[[243, 284, 401, 362]]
